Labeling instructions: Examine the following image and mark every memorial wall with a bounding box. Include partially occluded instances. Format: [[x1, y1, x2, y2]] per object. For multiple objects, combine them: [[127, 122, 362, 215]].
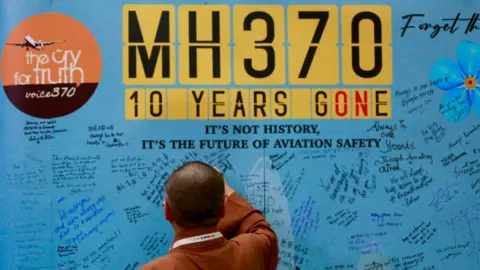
[[0, 0, 479, 269]]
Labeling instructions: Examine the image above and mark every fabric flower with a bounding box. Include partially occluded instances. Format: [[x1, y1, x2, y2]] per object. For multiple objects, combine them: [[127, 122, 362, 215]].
[[430, 40, 480, 122]]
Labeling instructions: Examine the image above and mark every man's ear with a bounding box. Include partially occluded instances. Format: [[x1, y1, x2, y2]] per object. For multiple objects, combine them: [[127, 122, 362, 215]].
[[218, 197, 227, 219], [163, 201, 173, 222]]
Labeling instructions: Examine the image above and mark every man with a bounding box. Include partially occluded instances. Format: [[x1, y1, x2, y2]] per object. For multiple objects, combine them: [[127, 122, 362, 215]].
[[140, 161, 279, 270]]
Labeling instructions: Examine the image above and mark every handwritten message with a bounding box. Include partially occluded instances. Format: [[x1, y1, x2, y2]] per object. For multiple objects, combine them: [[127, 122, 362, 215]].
[[348, 231, 388, 254], [24, 119, 67, 143], [10, 221, 50, 268], [140, 232, 169, 259], [281, 169, 304, 201], [437, 242, 470, 261], [87, 124, 129, 148], [361, 251, 425, 269], [5, 156, 47, 187], [421, 122, 446, 144], [124, 205, 148, 224], [319, 159, 376, 205], [81, 229, 121, 269], [385, 167, 433, 207], [55, 194, 115, 245], [290, 196, 320, 239], [395, 82, 435, 115], [326, 209, 358, 228], [402, 221, 437, 245], [52, 154, 99, 194], [112, 156, 149, 194], [370, 212, 404, 227]]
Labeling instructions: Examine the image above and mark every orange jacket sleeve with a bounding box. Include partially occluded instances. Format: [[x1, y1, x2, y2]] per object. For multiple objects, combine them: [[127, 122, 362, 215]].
[[217, 192, 279, 270]]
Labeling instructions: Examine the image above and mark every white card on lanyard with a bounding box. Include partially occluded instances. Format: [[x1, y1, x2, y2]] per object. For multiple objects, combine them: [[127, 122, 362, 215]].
[[170, 232, 223, 251]]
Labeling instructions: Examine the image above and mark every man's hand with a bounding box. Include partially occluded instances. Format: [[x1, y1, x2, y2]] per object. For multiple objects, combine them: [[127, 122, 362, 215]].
[[214, 167, 234, 197]]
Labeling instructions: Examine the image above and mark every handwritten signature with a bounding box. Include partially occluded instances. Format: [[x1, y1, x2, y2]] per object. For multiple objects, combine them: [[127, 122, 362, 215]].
[[446, 203, 480, 263], [428, 182, 459, 211]]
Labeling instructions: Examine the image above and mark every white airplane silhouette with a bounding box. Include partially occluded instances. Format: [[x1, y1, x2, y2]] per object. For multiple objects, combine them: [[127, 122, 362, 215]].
[[6, 35, 65, 50]]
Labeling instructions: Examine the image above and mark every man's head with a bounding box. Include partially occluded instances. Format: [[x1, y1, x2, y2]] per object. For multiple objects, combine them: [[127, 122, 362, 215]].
[[164, 161, 225, 228]]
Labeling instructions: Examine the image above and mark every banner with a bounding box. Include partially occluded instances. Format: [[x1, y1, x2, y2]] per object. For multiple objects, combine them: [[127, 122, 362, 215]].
[[0, 0, 479, 269]]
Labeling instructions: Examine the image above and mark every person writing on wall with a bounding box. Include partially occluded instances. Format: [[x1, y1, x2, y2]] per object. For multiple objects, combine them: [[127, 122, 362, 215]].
[[140, 161, 279, 270]]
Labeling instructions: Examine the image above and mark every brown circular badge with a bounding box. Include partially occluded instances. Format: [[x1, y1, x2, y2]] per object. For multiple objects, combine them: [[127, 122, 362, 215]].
[[1, 12, 102, 119]]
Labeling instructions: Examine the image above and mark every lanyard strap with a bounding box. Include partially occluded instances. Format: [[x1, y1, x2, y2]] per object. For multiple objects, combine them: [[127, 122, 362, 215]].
[[171, 232, 223, 251]]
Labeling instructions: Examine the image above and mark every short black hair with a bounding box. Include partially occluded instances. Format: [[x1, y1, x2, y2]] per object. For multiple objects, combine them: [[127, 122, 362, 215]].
[[165, 161, 225, 227]]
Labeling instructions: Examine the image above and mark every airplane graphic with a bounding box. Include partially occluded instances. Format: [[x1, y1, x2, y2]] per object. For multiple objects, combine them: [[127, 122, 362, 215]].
[[6, 35, 65, 50]]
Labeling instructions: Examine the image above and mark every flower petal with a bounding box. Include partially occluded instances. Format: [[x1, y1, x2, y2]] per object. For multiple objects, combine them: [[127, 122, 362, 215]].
[[471, 87, 480, 116], [430, 59, 465, 90], [457, 40, 480, 78], [439, 87, 471, 122]]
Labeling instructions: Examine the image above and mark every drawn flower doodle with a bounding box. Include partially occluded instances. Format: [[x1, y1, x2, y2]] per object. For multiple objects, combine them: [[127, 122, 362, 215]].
[[430, 40, 480, 122]]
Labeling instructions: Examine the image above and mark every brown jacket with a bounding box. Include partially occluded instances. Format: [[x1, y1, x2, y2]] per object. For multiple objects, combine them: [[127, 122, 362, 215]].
[[139, 192, 279, 270]]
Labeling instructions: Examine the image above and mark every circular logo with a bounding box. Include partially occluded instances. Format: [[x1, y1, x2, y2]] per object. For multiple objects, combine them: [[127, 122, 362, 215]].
[[1, 12, 102, 119]]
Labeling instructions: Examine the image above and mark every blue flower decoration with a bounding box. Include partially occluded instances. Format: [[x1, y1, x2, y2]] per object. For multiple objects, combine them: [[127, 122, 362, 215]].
[[430, 40, 480, 122]]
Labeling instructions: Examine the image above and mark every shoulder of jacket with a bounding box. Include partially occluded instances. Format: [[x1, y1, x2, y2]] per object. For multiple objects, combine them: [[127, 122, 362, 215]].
[[231, 233, 273, 249], [142, 254, 184, 270]]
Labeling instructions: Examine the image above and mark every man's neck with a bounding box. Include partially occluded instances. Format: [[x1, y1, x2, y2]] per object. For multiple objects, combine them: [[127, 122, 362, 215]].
[[172, 224, 218, 242]]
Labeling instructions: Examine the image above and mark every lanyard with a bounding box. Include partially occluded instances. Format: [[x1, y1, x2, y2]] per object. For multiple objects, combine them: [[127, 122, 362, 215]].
[[170, 232, 223, 251]]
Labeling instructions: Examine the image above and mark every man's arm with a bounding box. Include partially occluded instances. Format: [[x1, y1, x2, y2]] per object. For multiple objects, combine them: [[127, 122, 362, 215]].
[[216, 179, 279, 270], [138, 263, 150, 270]]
